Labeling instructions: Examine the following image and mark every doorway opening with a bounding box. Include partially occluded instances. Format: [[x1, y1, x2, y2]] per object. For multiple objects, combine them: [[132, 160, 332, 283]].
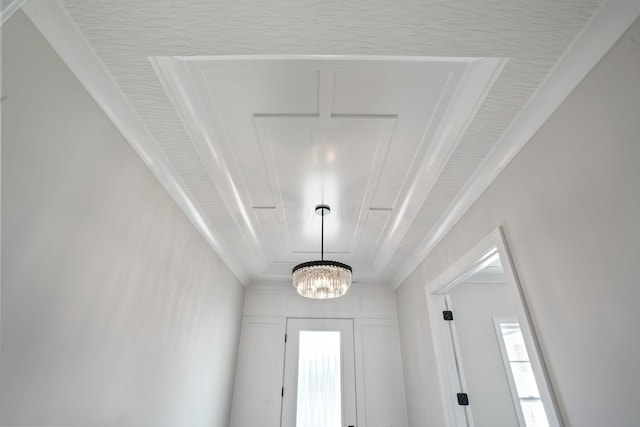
[[425, 228, 562, 427]]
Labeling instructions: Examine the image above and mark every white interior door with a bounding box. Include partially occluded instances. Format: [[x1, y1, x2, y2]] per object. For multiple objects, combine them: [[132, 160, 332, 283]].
[[281, 318, 357, 427], [446, 282, 551, 427]]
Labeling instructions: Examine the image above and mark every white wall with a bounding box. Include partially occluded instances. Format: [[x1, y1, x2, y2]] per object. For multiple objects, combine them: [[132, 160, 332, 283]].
[[0, 11, 245, 426], [396, 16, 640, 427]]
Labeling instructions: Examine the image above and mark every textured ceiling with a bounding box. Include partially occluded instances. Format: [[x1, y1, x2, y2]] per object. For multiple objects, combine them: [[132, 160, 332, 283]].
[[59, 0, 603, 286]]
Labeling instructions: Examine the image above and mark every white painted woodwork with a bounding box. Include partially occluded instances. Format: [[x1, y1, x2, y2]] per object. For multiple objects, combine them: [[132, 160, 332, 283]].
[[424, 230, 562, 427], [447, 282, 520, 427], [6, 2, 640, 427], [21, 0, 250, 284], [22, 0, 639, 290], [390, 1, 640, 288], [354, 318, 408, 427], [0, 0, 25, 24], [396, 18, 640, 426], [232, 284, 408, 427], [151, 55, 505, 284], [229, 317, 286, 427], [243, 283, 398, 319]]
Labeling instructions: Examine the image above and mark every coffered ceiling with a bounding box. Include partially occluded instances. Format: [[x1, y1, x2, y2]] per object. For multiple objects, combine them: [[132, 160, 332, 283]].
[[20, 0, 640, 287]]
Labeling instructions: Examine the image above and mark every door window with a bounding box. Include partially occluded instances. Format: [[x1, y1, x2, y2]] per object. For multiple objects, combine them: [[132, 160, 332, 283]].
[[281, 318, 357, 427], [496, 320, 548, 427], [296, 331, 342, 427]]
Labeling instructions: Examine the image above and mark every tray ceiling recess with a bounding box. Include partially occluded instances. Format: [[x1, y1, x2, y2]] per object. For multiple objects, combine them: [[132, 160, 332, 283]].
[[151, 56, 505, 284], [23, 0, 639, 288]]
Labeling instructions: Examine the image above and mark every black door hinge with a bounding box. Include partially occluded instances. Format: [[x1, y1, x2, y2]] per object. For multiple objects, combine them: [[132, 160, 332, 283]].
[[281, 387, 284, 397], [457, 393, 469, 406], [443, 310, 454, 321], [284, 333, 287, 343]]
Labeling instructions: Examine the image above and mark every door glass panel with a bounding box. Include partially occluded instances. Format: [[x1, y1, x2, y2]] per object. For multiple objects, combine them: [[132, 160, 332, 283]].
[[501, 323, 529, 361], [499, 322, 548, 427], [521, 400, 549, 427], [296, 331, 342, 427], [510, 362, 541, 398], [281, 319, 356, 427]]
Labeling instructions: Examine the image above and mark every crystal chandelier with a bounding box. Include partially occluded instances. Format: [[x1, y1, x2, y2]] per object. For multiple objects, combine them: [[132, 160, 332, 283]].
[[292, 205, 352, 299]]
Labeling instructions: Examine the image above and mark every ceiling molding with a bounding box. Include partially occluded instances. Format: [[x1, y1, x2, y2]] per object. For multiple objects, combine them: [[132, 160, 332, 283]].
[[0, 0, 26, 25], [150, 55, 505, 284], [391, 0, 640, 289], [150, 56, 270, 278], [372, 57, 506, 273], [19, 0, 632, 290], [22, 0, 251, 285]]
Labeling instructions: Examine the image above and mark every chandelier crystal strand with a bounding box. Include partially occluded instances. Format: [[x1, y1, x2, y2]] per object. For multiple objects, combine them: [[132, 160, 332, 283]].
[[292, 205, 352, 299], [293, 263, 352, 299]]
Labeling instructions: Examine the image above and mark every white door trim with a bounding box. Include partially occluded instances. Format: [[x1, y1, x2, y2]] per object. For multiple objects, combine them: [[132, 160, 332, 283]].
[[425, 227, 563, 427]]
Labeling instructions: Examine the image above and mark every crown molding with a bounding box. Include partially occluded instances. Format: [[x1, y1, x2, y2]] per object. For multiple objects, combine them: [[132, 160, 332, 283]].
[[1, 0, 26, 25], [391, 1, 640, 289], [18, 0, 639, 291], [21, 0, 250, 285]]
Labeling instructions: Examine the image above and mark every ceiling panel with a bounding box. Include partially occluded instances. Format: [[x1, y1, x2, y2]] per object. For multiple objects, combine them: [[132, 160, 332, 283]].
[[332, 67, 457, 208], [150, 56, 503, 283], [201, 67, 320, 208], [256, 116, 394, 257]]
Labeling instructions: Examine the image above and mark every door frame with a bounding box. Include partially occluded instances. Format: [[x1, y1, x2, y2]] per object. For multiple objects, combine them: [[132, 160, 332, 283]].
[[424, 227, 563, 427]]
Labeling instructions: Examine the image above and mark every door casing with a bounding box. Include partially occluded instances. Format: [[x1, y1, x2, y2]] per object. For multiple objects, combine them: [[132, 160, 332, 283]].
[[424, 227, 563, 427]]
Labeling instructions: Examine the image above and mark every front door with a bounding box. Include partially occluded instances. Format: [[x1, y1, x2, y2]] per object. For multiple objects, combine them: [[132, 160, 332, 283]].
[[281, 318, 357, 427]]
